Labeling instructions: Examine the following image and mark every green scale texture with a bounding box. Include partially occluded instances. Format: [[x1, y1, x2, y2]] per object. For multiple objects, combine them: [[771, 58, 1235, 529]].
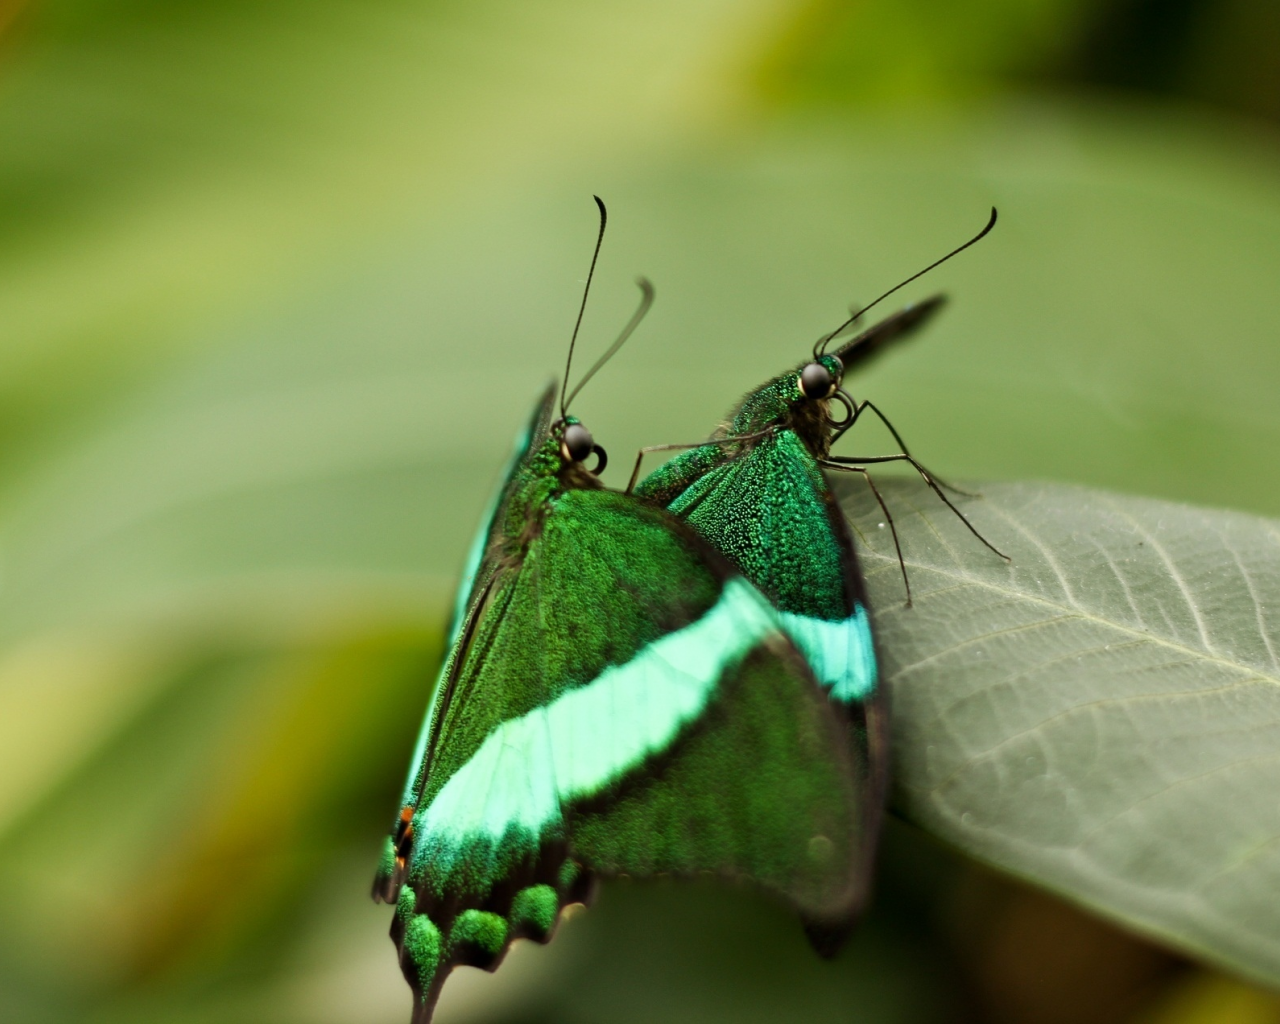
[[637, 297, 944, 630], [418, 488, 721, 813], [373, 385, 863, 1024], [660, 429, 846, 621], [638, 362, 853, 623], [571, 645, 855, 910]]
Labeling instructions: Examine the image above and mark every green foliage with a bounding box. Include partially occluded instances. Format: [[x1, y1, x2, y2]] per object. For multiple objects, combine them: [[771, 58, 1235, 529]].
[[757, 0, 1086, 102], [760, 0, 1280, 123]]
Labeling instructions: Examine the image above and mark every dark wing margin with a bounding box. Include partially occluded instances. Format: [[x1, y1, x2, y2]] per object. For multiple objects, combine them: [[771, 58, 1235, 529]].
[[813, 460, 890, 949], [833, 294, 947, 373]]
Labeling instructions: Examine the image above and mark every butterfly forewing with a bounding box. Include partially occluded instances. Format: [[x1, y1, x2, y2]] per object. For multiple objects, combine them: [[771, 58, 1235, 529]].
[[832, 294, 946, 373]]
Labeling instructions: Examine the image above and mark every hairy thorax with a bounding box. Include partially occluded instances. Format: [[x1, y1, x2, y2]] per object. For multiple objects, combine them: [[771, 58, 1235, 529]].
[[724, 370, 833, 459]]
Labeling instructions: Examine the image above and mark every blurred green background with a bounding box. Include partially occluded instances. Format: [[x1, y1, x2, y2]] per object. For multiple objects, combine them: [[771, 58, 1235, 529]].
[[1, 1, 1279, 1022]]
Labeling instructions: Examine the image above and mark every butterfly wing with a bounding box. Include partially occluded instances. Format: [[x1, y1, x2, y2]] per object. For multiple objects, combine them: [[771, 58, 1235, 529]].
[[832, 293, 946, 373], [639, 433, 876, 697], [625, 298, 946, 946], [568, 611, 864, 919], [636, 430, 887, 943], [540, 491, 863, 924]]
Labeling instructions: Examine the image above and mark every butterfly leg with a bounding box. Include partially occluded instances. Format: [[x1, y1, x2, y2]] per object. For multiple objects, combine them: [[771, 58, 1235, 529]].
[[820, 462, 912, 605], [833, 399, 977, 498], [826, 453, 1011, 562], [626, 428, 779, 494], [626, 442, 715, 495]]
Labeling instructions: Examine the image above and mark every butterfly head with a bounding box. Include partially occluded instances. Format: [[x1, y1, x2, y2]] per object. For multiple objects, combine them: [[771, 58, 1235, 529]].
[[797, 354, 844, 401], [551, 415, 608, 477]]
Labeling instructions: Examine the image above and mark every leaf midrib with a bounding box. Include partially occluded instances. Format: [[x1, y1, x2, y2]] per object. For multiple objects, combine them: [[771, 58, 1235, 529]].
[[859, 551, 1280, 690]]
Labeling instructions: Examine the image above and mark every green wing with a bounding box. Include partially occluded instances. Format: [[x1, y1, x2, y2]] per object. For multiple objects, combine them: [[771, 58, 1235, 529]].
[[620, 296, 947, 966], [637, 429, 887, 952], [638, 431, 878, 700], [390, 485, 862, 1020], [660, 431, 849, 620]]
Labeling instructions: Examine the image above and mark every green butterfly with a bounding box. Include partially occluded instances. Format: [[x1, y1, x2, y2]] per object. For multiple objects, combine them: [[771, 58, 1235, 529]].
[[374, 200, 869, 1022], [629, 210, 1007, 944]]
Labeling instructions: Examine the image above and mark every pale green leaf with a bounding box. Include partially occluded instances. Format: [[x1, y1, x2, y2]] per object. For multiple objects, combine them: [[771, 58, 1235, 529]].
[[843, 477, 1280, 985]]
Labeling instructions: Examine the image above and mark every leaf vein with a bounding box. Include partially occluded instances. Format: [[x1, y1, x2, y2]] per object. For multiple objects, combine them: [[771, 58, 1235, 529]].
[[1095, 493, 1216, 656]]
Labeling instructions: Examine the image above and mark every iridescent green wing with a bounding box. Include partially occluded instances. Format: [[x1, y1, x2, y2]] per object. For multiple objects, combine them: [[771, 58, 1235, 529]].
[[635, 411, 889, 952], [381, 390, 863, 1022], [629, 295, 951, 955], [633, 296, 949, 710], [637, 430, 877, 703]]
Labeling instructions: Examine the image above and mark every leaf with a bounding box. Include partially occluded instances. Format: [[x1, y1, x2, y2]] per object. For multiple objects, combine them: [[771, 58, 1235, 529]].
[[840, 476, 1280, 986]]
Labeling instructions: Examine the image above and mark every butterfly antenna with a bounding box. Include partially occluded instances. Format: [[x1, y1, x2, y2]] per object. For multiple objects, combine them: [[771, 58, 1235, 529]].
[[564, 277, 655, 412], [817, 207, 997, 355], [561, 195, 609, 419], [811, 301, 865, 359]]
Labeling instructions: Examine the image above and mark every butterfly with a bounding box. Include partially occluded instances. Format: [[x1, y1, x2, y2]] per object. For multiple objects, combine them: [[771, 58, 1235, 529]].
[[373, 198, 870, 1022], [629, 210, 1007, 946]]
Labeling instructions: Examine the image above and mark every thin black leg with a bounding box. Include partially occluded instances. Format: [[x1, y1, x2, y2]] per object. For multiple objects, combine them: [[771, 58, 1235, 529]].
[[832, 399, 977, 498], [823, 462, 912, 606], [825, 452, 1011, 562], [625, 427, 776, 493]]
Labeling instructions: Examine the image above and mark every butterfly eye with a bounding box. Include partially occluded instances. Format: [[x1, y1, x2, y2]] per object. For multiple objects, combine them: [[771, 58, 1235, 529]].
[[799, 362, 836, 400], [560, 423, 595, 463]]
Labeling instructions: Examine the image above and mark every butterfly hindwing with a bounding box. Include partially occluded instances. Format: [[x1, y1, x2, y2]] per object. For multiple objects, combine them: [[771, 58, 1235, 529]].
[[570, 635, 862, 921]]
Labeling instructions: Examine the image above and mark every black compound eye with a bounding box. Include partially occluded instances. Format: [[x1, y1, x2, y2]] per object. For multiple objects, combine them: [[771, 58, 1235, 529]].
[[560, 423, 595, 462], [799, 362, 835, 400]]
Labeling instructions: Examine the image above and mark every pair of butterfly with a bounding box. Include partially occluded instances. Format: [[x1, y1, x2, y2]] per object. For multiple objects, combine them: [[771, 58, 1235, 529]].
[[372, 198, 1004, 1022]]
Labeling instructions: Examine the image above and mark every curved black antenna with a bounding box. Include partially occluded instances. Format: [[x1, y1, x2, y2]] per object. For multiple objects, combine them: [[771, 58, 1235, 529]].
[[560, 195, 609, 418], [563, 277, 655, 412], [812, 301, 864, 359], [817, 207, 997, 355]]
